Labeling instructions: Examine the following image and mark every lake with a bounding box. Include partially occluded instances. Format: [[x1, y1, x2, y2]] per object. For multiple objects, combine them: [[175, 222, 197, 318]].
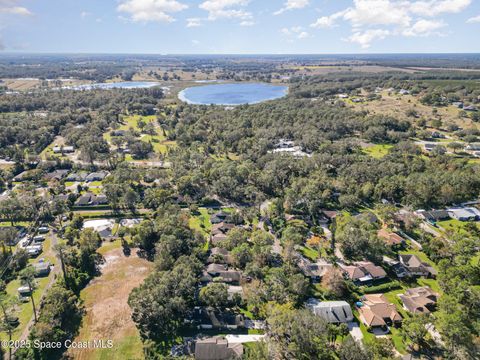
[[178, 83, 288, 105], [67, 81, 161, 90]]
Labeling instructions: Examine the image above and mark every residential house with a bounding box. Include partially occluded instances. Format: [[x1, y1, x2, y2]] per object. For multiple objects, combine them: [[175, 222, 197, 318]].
[[447, 207, 480, 221], [212, 222, 235, 235], [208, 247, 232, 264], [190, 307, 245, 330], [354, 211, 379, 224], [210, 211, 229, 224], [464, 105, 478, 112], [357, 294, 402, 329], [194, 337, 243, 360], [52, 145, 74, 154], [416, 209, 450, 223], [111, 130, 126, 137], [85, 171, 109, 182], [320, 210, 338, 224], [297, 257, 333, 283], [341, 261, 387, 286], [83, 219, 114, 239], [424, 143, 437, 152], [74, 193, 108, 207], [33, 262, 50, 277], [66, 172, 88, 182], [211, 222, 235, 246], [44, 169, 70, 181], [211, 233, 228, 246], [13, 170, 41, 182], [306, 299, 354, 324], [465, 143, 480, 151], [201, 264, 242, 285], [377, 228, 406, 247], [398, 254, 437, 278], [398, 287, 439, 314], [383, 256, 409, 278]]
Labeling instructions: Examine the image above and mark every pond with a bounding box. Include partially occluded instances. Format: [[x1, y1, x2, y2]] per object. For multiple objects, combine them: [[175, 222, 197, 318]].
[[178, 83, 288, 105], [67, 81, 161, 90]]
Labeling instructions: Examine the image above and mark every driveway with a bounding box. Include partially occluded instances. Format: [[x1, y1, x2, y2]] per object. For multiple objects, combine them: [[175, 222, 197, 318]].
[[347, 322, 363, 342]]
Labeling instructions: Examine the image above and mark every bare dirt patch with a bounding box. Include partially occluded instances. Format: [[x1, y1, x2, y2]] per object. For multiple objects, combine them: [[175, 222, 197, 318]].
[[68, 247, 153, 360]]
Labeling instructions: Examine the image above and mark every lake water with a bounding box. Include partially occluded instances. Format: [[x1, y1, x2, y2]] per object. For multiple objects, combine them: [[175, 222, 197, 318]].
[[67, 81, 161, 90], [178, 83, 288, 105]]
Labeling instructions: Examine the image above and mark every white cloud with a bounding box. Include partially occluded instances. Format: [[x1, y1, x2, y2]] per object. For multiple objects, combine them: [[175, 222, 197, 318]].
[[281, 26, 310, 39], [402, 19, 446, 36], [240, 20, 254, 26], [0, 1, 32, 51], [192, 39, 200, 45], [348, 29, 390, 48], [186, 17, 202, 27], [199, 0, 252, 21], [311, 0, 472, 48], [80, 11, 91, 19], [310, 12, 344, 28], [0, 0, 32, 16], [117, 0, 188, 23], [409, 0, 471, 17], [466, 15, 480, 23], [274, 0, 309, 15], [342, 1, 411, 27]]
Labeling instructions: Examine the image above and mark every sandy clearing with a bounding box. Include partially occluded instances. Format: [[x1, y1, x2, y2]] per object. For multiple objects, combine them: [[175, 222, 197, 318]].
[[68, 247, 153, 360]]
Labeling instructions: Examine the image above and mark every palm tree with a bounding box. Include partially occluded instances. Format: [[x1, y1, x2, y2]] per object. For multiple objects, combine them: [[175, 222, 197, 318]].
[[19, 267, 37, 323]]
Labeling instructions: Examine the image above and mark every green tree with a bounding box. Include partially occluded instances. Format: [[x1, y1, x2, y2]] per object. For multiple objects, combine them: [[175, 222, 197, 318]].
[[199, 283, 229, 308], [338, 335, 369, 360], [266, 303, 335, 360], [402, 314, 430, 351]]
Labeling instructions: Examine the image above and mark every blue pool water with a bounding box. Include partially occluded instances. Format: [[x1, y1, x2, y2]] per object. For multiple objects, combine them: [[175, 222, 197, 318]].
[[69, 81, 161, 90], [178, 83, 288, 105]]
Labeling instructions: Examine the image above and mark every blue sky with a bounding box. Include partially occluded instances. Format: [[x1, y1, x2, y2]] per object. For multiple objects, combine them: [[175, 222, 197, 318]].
[[1, 0, 480, 53]]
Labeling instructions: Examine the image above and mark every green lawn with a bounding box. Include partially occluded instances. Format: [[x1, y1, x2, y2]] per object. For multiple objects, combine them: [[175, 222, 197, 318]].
[[188, 208, 212, 236], [437, 219, 479, 236], [98, 239, 123, 256], [92, 332, 143, 360], [298, 246, 320, 261], [362, 144, 393, 159], [2, 273, 51, 341], [104, 114, 176, 156], [0, 221, 31, 227]]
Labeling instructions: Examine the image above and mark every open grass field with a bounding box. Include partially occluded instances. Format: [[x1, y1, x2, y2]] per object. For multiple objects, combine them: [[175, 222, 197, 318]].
[[437, 218, 480, 236], [68, 246, 153, 360], [104, 115, 176, 156], [362, 144, 393, 158], [189, 208, 212, 236], [350, 91, 479, 130]]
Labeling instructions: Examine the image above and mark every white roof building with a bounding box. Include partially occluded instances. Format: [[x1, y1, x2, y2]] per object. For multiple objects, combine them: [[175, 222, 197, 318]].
[[83, 219, 114, 238], [306, 299, 354, 323], [447, 207, 480, 221]]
